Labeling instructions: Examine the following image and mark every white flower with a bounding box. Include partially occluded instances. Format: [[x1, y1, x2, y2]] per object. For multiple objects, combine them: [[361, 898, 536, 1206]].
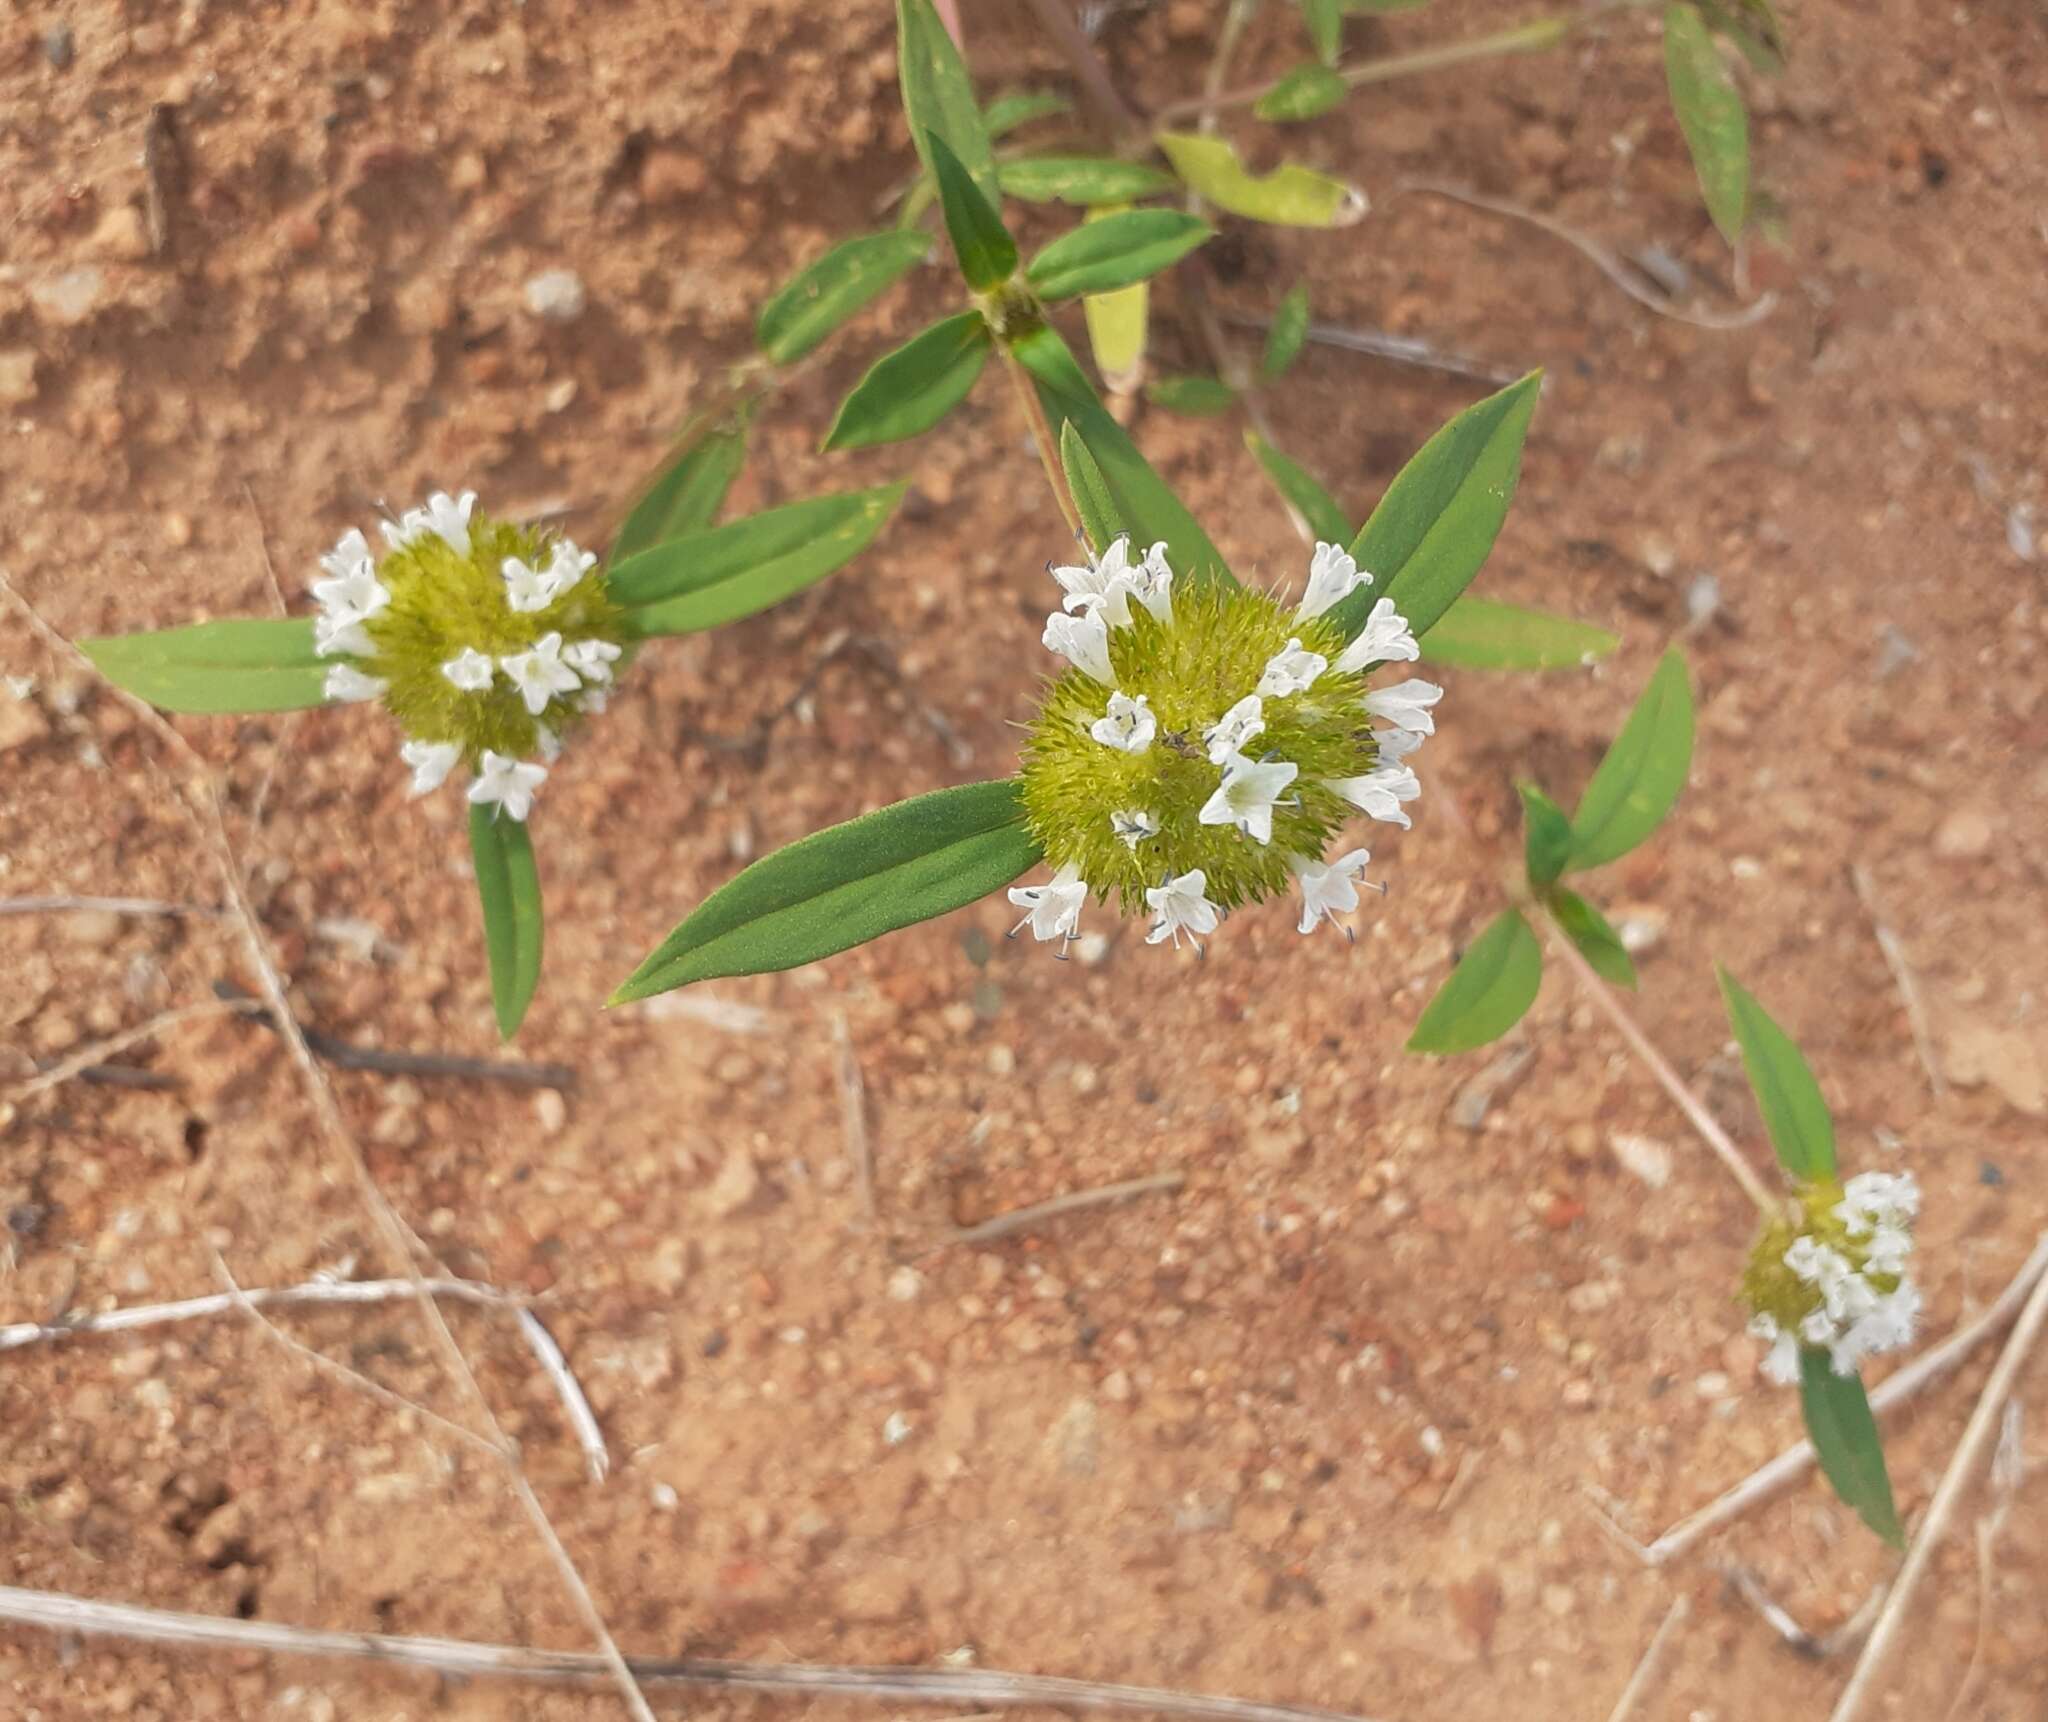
[[383, 489, 477, 556], [1784, 1235, 1849, 1286], [1366, 678, 1443, 736], [1144, 869, 1221, 949], [1257, 638, 1328, 699], [314, 614, 376, 659], [323, 663, 386, 703], [442, 647, 496, 692], [1042, 610, 1115, 684], [1203, 694, 1265, 765], [501, 555, 556, 613], [1089, 690, 1156, 754], [544, 539, 597, 594], [1862, 1224, 1913, 1278], [1327, 762, 1421, 828], [563, 638, 623, 684], [1125, 540, 1175, 625], [1376, 726, 1425, 764], [1052, 536, 1173, 629], [1199, 752, 1299, 846], [1748, 1314, 1802, 1386], [501, 632, 581, 716], [579, 685, 610, 716], [1334, 597, 1420, 673], [535, 724, 563, 763], [1007, 862, 1088, 952], [312, 527, 389, 627], [400, 739, 461, 796], [318, 527, 374, 585], [1291, 847, 1371, 935], [1837, 1171, 1920, 1233], [1298, 541, 1368, 622], [467, 750, 546, 821], [1111, 808, 1159, 848]]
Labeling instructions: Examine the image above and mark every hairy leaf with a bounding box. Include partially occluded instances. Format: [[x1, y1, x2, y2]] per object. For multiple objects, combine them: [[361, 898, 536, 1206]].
[[1261, 282, 1311, 379], [984, 89, 1072, 137], [928, 130, 1018, 290], [1255, 63, 1349, 122], [1061, 421, 1127, 556], [1145, 374, 1237, 416], [1519, 784, 1574, 888], [897, 0, 999, 205], [611, 405, 754, 563]]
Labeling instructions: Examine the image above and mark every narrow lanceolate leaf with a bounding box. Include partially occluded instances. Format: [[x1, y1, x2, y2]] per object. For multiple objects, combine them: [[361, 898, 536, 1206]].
[[1566, 647, 1693, 870], [80, 618, 328, 714], [612, 780, 1042, 998], [1416, 597, 1618, 670], [1548, 888, 1637, 989], [1407, 908, 1544, 1054], [610, 404, 754, 564], [1013, 322, 1234, 589], [1262, 282, 1311, 380], [1519, 784, 1574, 888], [1255, 63, 1349, 122], [612, 484, 907, 635], [1145, 374, 1237, 417], [821, 311, 991, 452], [998, 156, 1178, 206], [1025, 209, 1212, 301], [1716, 967, 1836, 1181], [1301, 0, 1344, 63], [1156, 131, 1367, 227], [756, 230, 933, 366], [1664, 2, 1750, 244], [1245, 431, 1351, 545], [1061, 422, 1126, 557], [984, 89, 1071, 138], [470, 805, 543, 1040], [1328, 369, 1543, 645], [897, 0, 999, 207], [1800, 1350, 1904, 1547], [928, 130, 1017, 291], [1695, 0, 1786, 74]]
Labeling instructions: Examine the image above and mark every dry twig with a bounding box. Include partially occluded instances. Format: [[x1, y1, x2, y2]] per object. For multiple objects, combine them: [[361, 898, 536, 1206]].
[[1848, 864, 1946, 1099], [7, 999, 259, 1103], [0, 1581, 1390, 1722], [1216, 311, 1524, 388], [0, 894, 223, 920], [1603, 1595, 1688, 1722], [832, 1011, 875, 1222], [513, 1306, 611, 1484], [1720, 1566, 1882, 1659], [926, 1171, 1186, 1253]]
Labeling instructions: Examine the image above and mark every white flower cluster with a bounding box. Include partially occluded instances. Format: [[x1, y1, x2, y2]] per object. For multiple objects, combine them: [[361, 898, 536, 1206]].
[[1749, 1172, 1922, 1385], [312, 490, 620, 823], [1013, 539, 1440, 954]]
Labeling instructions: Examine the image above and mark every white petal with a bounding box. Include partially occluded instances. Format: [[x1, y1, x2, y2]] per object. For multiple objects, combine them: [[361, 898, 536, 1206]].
[[1297, 541, 1368, 622], [1333, 597, 1420, 673], [315, 615, 376, 659], [1088, 690, 1156, 753], [1256, 638, 1327, 699], [1110, 808, 1159, 849], [323, 663, 386, 703], [1144, 869, 1221, 948], [442, 648, 496, 692], [1198, 752, 1298, 846], [1042, 611, 1115, 684], [1326, 764, 1419, 828], [1006, 862, 1088, 947], [1292, 847, 1370, 934], [1366, 678, 1443, 736], [1202, 694, 1265, 765], [466, 750, 547, 822], [400, 739, 461, 796]]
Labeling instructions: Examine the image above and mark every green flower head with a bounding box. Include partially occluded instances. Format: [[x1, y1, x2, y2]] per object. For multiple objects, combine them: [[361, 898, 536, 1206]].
[[313, 491, 630, 821], [1012, 538, 1439, 953]]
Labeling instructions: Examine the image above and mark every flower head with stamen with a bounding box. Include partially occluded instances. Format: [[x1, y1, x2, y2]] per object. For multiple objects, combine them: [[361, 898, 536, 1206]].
[[1014, 535, 1437, 952], [311, 491, 630, 822], [1741, 1172, 1922, 1384]]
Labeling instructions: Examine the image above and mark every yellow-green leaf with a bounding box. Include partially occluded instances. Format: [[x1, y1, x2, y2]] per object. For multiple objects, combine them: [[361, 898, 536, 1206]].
[[1416, 596, 1617, 670], [1664, 2, 1750, 244], [998, 156, 1178, 205], [1255, 62, 1349, 122], [1156, 131, 1367, 227]]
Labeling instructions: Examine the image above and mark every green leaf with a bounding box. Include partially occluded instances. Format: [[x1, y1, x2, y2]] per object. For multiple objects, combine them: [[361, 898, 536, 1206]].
[[1800, 1351, 1903, 1547], [1245, 430, 1351, 544], [984, 89, 1071, 138], [1301, 0, 1344, 62], [1519, 784, 1574, 888], [1328, 369, 1542, 645], [1566, 647, 1693, 870], [1261, 282, 1311, 380], [998, 156, 1179, 205], [897, 0, 999, 207], [612, 483, 907, 635], [611, 405, 754, 564], [1695, 0, 1786, 73], [822, 311, 992, 452], [1407, 908, 1543, 1054], [1083, 282, 1148, 389], [1664, 2, 1750, 244], [1255, 63, 1349, 122], [1061, 421, 1126, 556], [470, 804, 543, 1041], [1716, 967, 1836, 1181], [613, 780, 1042, 998], [1155, 131, 1367, 227], [80, 618, 329, 714], [756, 230, 933, 367], [1548, 888, 1637, 989], [1012, 322, 1234, 589], [1416, 596, 1618, 670], [1026, 209, 1212, 301], [928, 129, 1017, 291], [1145, 374, 1237, 416]]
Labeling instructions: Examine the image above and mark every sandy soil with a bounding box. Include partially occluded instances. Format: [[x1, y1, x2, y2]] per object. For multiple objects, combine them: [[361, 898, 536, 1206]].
[[3, 1, 2046, 1719]]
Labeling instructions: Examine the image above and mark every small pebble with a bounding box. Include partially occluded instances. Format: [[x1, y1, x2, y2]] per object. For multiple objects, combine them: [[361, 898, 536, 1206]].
[[522, 269, 587, 322], [1932, 807, 1994, 860], [882, 1410, 913, 1446], [44, 25, 75, 68], [886, 1265, 923, 1302], [1694, 1371, 1731, 1398]]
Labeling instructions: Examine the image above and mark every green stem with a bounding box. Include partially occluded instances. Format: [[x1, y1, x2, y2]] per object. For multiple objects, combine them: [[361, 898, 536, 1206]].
[[998, 343, 1083, 542]]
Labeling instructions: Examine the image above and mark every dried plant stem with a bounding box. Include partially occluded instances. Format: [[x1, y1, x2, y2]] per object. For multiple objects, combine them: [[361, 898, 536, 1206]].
[[926, 1170, 1185, 1252], [0, 894, 223, 920], [1021, 0, 1141, 135], [0, 1583, 1387, 1722], [7, 999, 259, 1103], [1538, 908, 1780, 1219], [1215, 311, 1524, 388], [1635, 1232, 2048, 1566], [0, 570, 659, 1722], [999, 347, 1084, 542], [1826, 1256, 2048, 1722], [1602, 1596, 1688, 1722], [1848, 864, 1946, 1099]]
